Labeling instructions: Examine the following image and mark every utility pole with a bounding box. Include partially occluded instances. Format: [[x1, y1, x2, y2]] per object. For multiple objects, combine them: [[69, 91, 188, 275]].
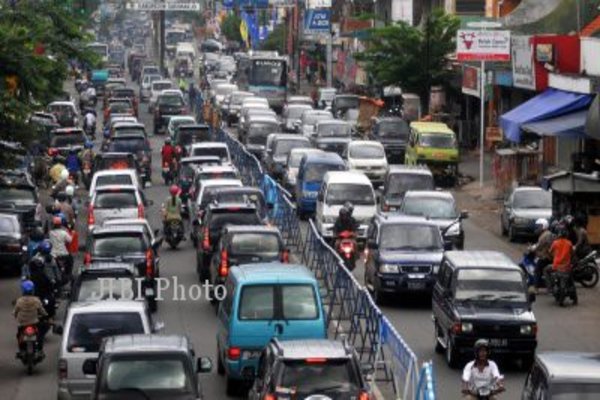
[[159, 8, 165, 74], [326, 30, 332, 87]]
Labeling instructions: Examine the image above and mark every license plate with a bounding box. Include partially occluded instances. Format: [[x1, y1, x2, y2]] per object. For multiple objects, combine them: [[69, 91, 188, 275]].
[[145, 288, 155, 297], [408, 281, 426, 290], [242, 350, 261, 360], [489, 338, 508, 347], [408, 274, 426, 279], [23, 336, 37, 342]]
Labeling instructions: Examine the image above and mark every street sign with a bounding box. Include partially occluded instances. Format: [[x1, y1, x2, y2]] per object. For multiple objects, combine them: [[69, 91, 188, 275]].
[[304, 9, 331, 34], [308, 0, 331, 8], [456, 29, 511, 62], [126, 2, 201, 11]]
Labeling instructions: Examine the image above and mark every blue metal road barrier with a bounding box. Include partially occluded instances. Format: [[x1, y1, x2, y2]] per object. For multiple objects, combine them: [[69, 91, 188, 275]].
[[216, 128, 435, 400]]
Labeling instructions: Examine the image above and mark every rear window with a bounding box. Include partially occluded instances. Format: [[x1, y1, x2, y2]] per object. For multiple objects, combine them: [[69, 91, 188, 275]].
[[76, 277, 135, 301], [230, 233, 280, 254], [282, 285, 318, 319], [67, 312, 144, 353], [104, 356, 192, 392], [153, 82, 172, 91], [273, 140, 309, 157], [238, 284, 318, 321], [92, 234, 145, 256], [94, 191, 138, 208], [114, 128, 145, 137], [377, 120, 410, 138], [158, 95, 184, 106], [51, 134, 85, 147], [95, 174, 133, 188], [215, 191, 265, 209], [210, 210, 261, 230], [198, 171, 238, 181], [239, 285, 274, 320], [108, 138, 147, 153], [386, 173, 434, 196], [192, 147, 228, 160], [281, 359, 359, 395]]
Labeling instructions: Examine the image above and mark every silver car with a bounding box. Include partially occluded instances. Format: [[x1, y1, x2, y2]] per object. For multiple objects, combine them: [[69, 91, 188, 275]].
[[88, 185, 149, 230]]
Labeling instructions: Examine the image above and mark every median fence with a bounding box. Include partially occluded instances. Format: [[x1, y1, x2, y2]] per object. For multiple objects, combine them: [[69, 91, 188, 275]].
[[213, 122, 435, 399]]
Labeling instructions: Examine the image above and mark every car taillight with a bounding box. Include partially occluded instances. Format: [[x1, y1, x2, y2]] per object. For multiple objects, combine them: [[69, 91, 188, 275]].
[[24, 326, 36, 336], [341, 242, 354, 254], [138, 203, 144, 218], [451, 322, 462, 334], [281, 249, 289, 263], [146, 248, 153, 277], [227, 347, 241, 360], [58, 358, 68, 380], [202, 227, 210, 251], [48, 148, 58, 156], [263, 395, 276, 400], [87, 205, 95, 225], [84, 252, 91, 265], [176, 145, 182, 154], [219, 250, 229, 277], [359, 391, 370, 400]]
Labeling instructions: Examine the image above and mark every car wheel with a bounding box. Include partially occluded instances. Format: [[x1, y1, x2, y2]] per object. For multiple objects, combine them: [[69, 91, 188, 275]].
[[217, 349, 225, 375], [148, 296, 157, 313], [445, 336, 459, 368], [500, 216, 508, 236], [521, 354, 535, 371], [226, 378, 239, 397], [508, 224, 517, 242], [434, 323, 444, 354]]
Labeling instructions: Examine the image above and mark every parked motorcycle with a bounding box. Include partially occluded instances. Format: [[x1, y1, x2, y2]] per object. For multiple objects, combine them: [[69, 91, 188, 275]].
[[573, 250, 599, 288], [165, 219, 184, 249], [336, 230, 357, 271]]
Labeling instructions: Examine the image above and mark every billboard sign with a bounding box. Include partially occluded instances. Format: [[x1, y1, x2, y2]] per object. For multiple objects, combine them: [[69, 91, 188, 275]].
[[512, 35, 536, 90], [304, 9, 331, 34], [462, 65, 480, 98], [457, 29, 511, 62]]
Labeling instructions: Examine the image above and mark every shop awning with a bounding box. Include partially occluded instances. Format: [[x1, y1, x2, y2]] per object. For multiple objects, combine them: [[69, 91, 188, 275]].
[[522, 110, 588, 139], [500, 89, 593, 143]]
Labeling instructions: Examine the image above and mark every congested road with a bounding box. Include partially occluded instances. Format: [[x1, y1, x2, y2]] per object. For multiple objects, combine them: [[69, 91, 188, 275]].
[[1, 51, 600, 400]]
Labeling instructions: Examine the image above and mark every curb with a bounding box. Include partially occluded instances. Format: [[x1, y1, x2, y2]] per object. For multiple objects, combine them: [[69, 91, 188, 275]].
[[372, 382, 386, 400]]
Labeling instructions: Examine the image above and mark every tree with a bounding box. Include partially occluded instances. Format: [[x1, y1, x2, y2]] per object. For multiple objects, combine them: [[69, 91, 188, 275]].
[[260, 24, 286, 55], [0, 0, 95, 144], [356, 9, 459, 110], [221, 13, 242, 44]]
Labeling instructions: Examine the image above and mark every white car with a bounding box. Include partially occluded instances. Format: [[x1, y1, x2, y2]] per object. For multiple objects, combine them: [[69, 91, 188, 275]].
[[213, 83, 238, 105], [189, 142, 231, 164], [282, 104, 313, 132], [88, 185, 147, 229], [148, 80, 174, 112], [167, 115, 196, 140], [297, 109, 333, 138], [89, 169, 143, 199], [344, 140, 388, 186], [102, 218, 157, 245], [140, 73, 162, 101]]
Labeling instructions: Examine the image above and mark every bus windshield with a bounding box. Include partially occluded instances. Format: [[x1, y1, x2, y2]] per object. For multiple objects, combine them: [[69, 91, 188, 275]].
[[250, 59, 286, 86]]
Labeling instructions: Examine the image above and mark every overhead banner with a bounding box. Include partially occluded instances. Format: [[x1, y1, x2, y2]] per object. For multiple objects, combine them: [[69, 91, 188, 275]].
[[308, 0, 331, 8], [304, 8, 331, 34], [126, 2, 201, 11], [456, 30, 511, 62], [512, 35, 536, 90]]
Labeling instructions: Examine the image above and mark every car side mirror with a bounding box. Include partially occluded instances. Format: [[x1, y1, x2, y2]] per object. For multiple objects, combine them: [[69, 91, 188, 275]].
[[460, 210, 469, 220], [82, 359, 97, 375], [153, 320, 165, 332], [197, 357, 213, 373]]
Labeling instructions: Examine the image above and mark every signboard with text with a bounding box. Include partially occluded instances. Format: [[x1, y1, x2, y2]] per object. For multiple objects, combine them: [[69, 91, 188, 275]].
[[462, 65, 480, 98], [308, 0, 331, 8], [511, 35, 536, 90], [126, 2, 200, 11], [457, 30, 511, 62], [304, 9, 331, 34]]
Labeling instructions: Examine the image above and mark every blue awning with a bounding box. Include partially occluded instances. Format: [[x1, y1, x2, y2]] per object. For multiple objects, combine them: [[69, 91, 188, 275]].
[[500, 89, 593, 143], [521, 110, 588, 139]]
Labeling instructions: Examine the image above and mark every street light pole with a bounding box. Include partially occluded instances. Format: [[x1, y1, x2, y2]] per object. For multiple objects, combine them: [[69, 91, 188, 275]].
[[159, 8, 165, 74]]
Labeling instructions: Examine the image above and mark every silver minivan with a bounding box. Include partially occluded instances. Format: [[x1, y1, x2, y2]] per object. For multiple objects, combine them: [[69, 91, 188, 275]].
[[57, 301, 160, 400], [88, 185, 148, 230]]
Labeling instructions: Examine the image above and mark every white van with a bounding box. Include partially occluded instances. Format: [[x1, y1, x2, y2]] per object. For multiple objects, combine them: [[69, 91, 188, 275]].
[[316, 171, 377, 240], [176, 42, 196, 61]]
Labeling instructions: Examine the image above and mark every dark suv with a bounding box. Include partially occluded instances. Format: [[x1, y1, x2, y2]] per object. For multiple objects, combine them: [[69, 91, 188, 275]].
[[380, 165, 434, 212], [364, 214, 445, 304], [248, 338, 371, 400], [154, 92, 187, 135], [105, 134, 152, 185], [83, 334, 212, 400], [0, 171, 39, 232], [367, 117, 410, 163], [195, 202, 264, 280], [432, 251, 537, 368], [209, 225, 287, 291]]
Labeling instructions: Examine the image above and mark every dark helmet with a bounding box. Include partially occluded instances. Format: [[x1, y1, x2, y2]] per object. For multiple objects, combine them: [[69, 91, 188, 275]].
[[474, 338, 490, 356], [56, 192, 67, 202], [21, 280, 35, 295], [29, 255, 45, 270], [344, 201, 354, 216], [558, 228, 569, 238], [339, 207, 349, 218]]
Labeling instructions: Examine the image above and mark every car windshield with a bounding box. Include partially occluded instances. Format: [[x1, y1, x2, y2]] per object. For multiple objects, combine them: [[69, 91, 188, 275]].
[[158, 95, 184, 106], [216, 86, 236, 96], [51, 134, 85, 147], [48, 105, 73, 115], [0, 217, 16, 233], [317, 124, 350, 138], [378, 120, 410, 138], [0, 187, 35, 203], [76, 277, 134, 301], [104, 356, 192, 393], [110, 103, 132, 113], [386, 174, 434, 197], [454, 269, 527, 302], [304, 163, 345, 182], [96, 175, 133, 187], [419, 134, 456, 148], [350, 145, 385, 159], [274, 140, 309, 157], [108, 138, 147, 153], [210, 210, 261, 230], [326, 183, 374, 206], [281, 359, 359, 395], [380, 224, 442, 251], [93, 234, 145, 256], [94, 192, 137, 208], [232, 95, 252, 105], [192, 147, 228, 160], [249, 123, 278, 137], [67, 312, 144, 353], [230, 233, 280, 255], [550, 383, 600, 399], [513, 190, 551, 209], [402, 196, 457, 219]]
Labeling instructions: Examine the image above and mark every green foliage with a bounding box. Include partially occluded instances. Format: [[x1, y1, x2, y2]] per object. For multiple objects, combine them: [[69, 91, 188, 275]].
[[356, 9, 459, 105], [260, 24, 286, 55], [0, 0, 95, 143], [221, 13, 242, 43]]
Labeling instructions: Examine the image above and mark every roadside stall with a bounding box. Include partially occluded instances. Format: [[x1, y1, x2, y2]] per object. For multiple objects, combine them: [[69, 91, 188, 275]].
[[492, 147, 542, 197]]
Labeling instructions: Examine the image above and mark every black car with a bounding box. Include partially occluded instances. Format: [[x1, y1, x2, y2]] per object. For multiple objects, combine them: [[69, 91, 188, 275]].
[[105, 134, 152, 185], [249, 338, 371, 400], [174, 124, 212, 156], [0, 213, 27, 272], [69, 261, 139, 304], [48, 128, 87, 158], [154, 92, 188, 135], [195, 202, 264, 281], [432, 251, 537, 368], [263, 135, 311, 181], [331, 94, 360, 118], [380, 165, 434, 212], [312, 120, 352, 157], [85, 225, 162, 312], [364, 214, 445, 304], [0, 172, 39, 233], [368, 117, 410, 164], [209, 225, 286, 291], [93, 152, 138, 173]]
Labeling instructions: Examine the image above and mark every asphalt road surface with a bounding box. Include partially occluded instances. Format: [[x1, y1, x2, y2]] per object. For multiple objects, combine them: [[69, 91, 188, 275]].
[[0, 61, 599, 400]]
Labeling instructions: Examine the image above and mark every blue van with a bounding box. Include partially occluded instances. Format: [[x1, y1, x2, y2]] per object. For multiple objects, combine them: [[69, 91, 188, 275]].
[[295, 152, 347, 219], [216, 263, 326, 395]]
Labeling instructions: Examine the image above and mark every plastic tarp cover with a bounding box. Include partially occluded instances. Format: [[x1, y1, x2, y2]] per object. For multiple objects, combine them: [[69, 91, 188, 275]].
[[500, 89, 593, 143], [522, 110, 588, 139]]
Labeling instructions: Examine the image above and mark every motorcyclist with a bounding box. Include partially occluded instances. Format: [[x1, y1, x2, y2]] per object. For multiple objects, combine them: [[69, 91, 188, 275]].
[[36, 239, 62, 287], [333, 202, 358, 236], [79, 140, 95, 165], [27, 256, 56, 320], [531, 218, 553, 291], [50, 164, 69, 196], [573, 214, 591, 261], [178, 76, 188, 93], [83, 108, 96, 132], [48, 216, 72, 284], [162, 185, 185, 237], [27, 227, 46, 259], [55, 192, 75, 228], [13, 280, 48, 353], [461, 339, 505, 399], [546, 228, 576, 306]]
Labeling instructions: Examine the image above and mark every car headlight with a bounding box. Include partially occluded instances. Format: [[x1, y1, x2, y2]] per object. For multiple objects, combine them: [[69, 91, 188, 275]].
[[461, 322, 473, 333], [433, 264, 440, 274], [520, 324, 536, 335], [445, 223, 461, 236], [380, 263, 399, 273]]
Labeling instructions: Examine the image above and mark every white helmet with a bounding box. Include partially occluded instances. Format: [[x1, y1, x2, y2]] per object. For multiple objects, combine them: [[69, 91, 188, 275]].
[[60, 169, 69, 180], [65, 185, 75, 197], [535, 218, 549, 231]]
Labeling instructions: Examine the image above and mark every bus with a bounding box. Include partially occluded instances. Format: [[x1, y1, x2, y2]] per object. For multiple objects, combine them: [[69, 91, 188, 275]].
[[166, 29, 186, 57], [87, 42, 109, 64], [239, 54, 288, 111]]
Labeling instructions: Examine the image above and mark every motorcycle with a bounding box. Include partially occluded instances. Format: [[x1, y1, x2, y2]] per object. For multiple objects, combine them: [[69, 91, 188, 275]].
[[572, 250, 599, 288], [17, 324, 44, 375], [81, 160, 93, 190], [550, 271, 578, 307], [162, 159, 178, 185], [165, 219, 184, 249], [518, 248, 545, 288], [83, 121, 96, 138], [336, 230, 357, 271]]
